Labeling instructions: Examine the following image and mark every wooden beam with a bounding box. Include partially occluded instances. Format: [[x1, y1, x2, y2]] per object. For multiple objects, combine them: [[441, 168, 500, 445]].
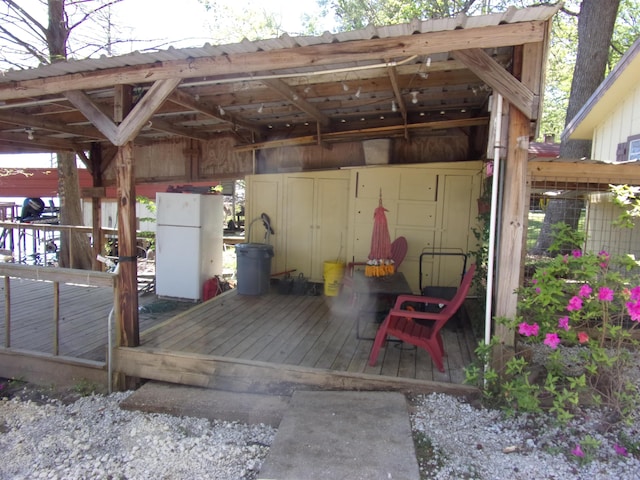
[[234, 117, 489, 152], [114, 84, 133, 124], [66, 79, 181, 146], [529, 160, 640, 185], [0, 21, 548, 101], [147, 117, 210, 141], [113, 347, 480, 397], [168, 90, 262, 134], [64, 90, 119, 144], [387, 66, 407, 124], [0, 349, 106, 389], [0, 110, 105, 140], [0, 131, 77, 152], [0, 263, 116, 287], [451, 48, 537, 120], [261, 78, 331, 127], [115, 78, 181, 145]]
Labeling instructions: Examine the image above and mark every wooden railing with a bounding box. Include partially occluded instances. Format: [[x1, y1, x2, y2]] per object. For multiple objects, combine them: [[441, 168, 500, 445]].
[[0, 263, 119, 356]]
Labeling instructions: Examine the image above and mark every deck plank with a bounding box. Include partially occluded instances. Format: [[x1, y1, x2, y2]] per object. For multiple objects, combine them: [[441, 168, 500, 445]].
[[1, 279, 477, 386]]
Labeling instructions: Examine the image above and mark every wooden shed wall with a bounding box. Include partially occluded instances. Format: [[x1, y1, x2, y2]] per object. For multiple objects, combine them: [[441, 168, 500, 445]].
[[100, 132, 473, 184]]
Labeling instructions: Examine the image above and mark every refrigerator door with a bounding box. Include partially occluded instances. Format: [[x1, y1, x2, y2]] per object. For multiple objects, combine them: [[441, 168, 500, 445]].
[[156, 225, 202, 300], [156, 193, 203, 227]]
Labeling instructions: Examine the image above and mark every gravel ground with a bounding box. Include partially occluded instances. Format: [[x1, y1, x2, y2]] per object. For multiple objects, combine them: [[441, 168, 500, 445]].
[[1, 380, 639, 479]]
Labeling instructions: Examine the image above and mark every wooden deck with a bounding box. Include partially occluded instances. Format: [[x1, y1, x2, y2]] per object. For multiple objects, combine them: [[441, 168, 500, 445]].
[[0, 279, 479, 395]]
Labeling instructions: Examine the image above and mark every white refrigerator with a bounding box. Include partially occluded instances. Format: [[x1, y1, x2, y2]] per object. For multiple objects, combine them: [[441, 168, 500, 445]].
[[155, 193, 223, 301]]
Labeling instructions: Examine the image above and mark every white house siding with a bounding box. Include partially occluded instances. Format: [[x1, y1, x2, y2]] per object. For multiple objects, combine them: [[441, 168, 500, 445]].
[[592, 81, 640, 162]]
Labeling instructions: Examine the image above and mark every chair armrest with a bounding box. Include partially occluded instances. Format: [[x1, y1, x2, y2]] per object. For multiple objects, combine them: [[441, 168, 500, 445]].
[[393, 294, 451, 309], [389, 307, 448, 323]]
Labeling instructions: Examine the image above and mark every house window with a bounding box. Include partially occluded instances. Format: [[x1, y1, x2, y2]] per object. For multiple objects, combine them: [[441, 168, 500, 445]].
[[627, 134, 640, 162]]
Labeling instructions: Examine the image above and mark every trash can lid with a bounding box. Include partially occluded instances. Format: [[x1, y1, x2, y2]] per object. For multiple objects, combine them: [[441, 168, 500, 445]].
[[235, 242, 274, 252]]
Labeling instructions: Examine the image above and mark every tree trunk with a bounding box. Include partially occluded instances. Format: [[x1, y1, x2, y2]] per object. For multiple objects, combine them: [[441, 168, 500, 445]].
[[57, 152, 93, 269], [560, 0, 620, 159], [533, 0, 620, 255], [529, 198, 584, 256], [47, 1, 93, 269]]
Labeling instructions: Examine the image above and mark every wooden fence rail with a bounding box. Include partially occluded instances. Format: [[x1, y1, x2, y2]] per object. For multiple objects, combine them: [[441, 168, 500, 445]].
[[0, 263, 119, 356]]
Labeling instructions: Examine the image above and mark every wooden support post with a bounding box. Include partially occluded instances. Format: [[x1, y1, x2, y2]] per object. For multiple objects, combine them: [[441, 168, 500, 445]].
[[494, 104, 529, 346], [4, 276, 9, 348], [115, 142, 139, 349], [90, 143, 104, 271], [53, 281, 59, 355]]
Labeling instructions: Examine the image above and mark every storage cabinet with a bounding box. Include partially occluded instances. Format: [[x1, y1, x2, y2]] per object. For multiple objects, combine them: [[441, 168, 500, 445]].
[[246, 161, 481, 292], [348, 163, 481, 292], [284, 171, 349, 282], [246, 170, 349, 282]]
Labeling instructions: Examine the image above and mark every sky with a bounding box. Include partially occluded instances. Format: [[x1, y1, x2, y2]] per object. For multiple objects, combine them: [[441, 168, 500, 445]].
[[0, 0, 334, 169]]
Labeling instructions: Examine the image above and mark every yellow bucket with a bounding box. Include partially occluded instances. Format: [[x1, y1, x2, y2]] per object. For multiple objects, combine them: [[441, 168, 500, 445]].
[[323, 261, 345, 296]]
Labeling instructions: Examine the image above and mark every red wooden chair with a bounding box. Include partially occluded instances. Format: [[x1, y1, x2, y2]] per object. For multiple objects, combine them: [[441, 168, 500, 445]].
[[368, 263, 476, 372]]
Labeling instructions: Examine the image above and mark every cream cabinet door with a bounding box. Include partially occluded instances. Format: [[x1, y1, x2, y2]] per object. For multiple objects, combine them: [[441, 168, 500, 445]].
[[284, 173, 350, 282], [284, 176, 315, 278]]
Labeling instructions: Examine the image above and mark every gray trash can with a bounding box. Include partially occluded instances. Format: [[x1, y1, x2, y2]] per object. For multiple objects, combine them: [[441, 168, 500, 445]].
[[235, 243, 274, 295]]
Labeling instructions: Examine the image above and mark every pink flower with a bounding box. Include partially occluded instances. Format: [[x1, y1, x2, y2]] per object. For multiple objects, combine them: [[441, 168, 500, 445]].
[[626, 300, 640, 322], [578, 284, 592, 298], [544, 332, 561, 349], [571, 444, 584, 458], [532, 278, 538, 285], [535, 287, 541, 294], [558, 316, 570, 331], [578, 332, 589, 344], [614, 444, 629, 456], [598, 287, 614, 302], [630, 286, 640, 301], [598, 250, 610, 268], [518, 322, 540, 337], [567, 296, 583, 311], [572, 249, 582, 258]]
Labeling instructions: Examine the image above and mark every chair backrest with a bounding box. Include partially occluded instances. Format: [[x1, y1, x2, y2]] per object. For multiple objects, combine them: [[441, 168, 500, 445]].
[[440, 263, 476, 319], [391, 236, 408, 269]]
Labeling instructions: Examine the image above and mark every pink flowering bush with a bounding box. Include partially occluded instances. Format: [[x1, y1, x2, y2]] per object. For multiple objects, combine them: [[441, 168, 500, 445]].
[[467, 222, 640, 430]]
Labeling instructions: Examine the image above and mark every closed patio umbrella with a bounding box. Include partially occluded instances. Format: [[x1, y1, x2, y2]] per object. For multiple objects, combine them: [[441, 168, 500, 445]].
[[365, 191, 394, 277]]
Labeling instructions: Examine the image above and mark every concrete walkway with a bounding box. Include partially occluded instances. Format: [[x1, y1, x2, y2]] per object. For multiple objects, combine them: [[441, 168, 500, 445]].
[[121, 383, 420, 480]]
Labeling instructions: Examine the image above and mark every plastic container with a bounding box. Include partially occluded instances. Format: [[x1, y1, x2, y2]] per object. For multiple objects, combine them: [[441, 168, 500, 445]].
[[323, 261, 345, 296], [235, 243, 274, 295]]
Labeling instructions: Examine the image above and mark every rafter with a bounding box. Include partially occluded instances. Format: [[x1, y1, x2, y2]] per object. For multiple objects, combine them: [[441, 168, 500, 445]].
[[0, 110, 105, 140], [261, 78, 331, 127], [168, 90, 262, 135], [234, 117, 489, 152]]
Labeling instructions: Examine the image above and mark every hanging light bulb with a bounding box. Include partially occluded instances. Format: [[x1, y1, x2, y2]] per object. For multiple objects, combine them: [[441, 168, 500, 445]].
[[218, 105, 225, 115], [355, 86, 361, 98], [342, 81, 349, 91], [391, 100, 397, 112], [258, 103, 264, 114], [25, 128, 34, 140], [410, 91, 419, 104], [426, 56, 432, 67]]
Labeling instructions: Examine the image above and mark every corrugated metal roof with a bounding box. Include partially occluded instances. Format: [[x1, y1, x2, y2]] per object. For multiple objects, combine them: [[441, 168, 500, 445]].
[[0, 4, 559, 84]]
